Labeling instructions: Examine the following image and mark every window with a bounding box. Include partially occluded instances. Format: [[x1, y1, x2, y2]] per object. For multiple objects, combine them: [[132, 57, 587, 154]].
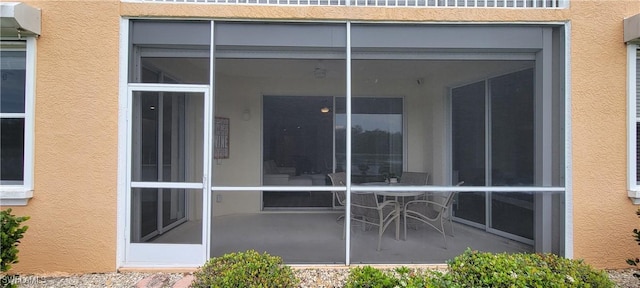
[[0, 39, 36, 205], [452, 68, 536, 243], [628, 46, 640, 204]]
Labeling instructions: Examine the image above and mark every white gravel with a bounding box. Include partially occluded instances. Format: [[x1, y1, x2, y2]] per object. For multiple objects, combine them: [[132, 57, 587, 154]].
[[11, 272, 180, 288], [606, 269, 639, 288], [7, 268, 639, 287]]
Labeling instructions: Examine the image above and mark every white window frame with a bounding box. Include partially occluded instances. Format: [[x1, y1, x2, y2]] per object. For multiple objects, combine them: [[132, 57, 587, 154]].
[[627, 44, 640, 204], [0, 37, 36, 206]]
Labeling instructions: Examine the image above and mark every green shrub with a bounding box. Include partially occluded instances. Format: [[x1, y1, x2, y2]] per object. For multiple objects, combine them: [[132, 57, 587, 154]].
[[626, 207, 640, 279], [345, 266, 451, 288], [447, 248, 615, 288], [345, 266, 399, 288], [191, 250, 298, 288], [1, 208, 29, 288], [394, 267, 457, 288], [345, 250, 614, 288]]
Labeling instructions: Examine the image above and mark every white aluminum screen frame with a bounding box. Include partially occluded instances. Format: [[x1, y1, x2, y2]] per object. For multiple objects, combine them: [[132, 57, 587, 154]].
[[118, 19, 572, 268], [124, 83, 212, 267]]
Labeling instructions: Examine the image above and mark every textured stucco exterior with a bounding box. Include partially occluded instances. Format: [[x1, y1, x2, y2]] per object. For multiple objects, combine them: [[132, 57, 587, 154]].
[[7, 1, 121, 273], [3, 0, 640, 273]]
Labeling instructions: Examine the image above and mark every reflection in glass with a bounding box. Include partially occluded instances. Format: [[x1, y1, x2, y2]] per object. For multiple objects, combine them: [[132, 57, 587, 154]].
[[131, 91, 204, 183], [0, 119, 24, 183], [0, 51, 26, 113], [262, 96, 334, 208], [451, 81, 486, 225], [490, 69, 534, 187], [490, 68, 534, 239], [336, 97, 403, 183]]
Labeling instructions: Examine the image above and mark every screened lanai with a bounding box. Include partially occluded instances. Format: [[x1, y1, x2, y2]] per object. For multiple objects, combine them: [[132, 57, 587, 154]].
[[123, 20, 567, 266]]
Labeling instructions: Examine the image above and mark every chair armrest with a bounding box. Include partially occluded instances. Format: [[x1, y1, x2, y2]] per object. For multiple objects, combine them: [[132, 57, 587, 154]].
[[378, 199, 400, 209], [404, 199, 447, 210]]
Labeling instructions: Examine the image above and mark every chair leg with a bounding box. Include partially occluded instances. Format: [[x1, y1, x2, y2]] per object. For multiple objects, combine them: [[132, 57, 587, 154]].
[[379, 210, 402, 251], [445, 208, 454, 236], [337, 214, 345, 240], [377, 225, 383, 251], [403, 212, 408, 241], [440, 219, 447, 249], [448, 216, 454, 236], [377, 216, 393, 251]]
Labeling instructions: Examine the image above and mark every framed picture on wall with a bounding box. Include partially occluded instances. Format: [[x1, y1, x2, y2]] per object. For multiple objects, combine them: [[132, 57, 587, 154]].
[[214, 117, 230, 159]]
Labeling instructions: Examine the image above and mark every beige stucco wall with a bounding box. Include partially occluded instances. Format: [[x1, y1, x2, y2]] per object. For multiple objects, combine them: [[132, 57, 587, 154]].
[[7, 0, 122, 273], [5, 0, 640, 273], [569, 0, 640, 269]]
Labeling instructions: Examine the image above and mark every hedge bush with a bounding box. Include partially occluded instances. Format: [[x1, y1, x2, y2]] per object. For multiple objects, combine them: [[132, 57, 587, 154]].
[[192, 249, 613, 288], [1, 208, 30, 288], [345, 266, 450, 288], [191, 250, 298, 288], [344, 249, 614, 288], [626, 207, 640, 279], [446, 249, 614, 288]]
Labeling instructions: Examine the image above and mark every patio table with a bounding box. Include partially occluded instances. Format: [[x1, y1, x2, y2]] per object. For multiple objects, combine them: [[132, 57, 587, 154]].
[[356, 182, 426, 241]]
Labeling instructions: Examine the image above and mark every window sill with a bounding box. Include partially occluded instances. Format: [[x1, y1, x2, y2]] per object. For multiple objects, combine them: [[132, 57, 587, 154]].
[[0, 189, 33, 206], [629, 190, 640, 205]]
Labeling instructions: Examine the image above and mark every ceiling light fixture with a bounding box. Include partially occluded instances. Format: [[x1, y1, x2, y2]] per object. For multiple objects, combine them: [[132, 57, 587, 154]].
[[314, 67, 326, 79]]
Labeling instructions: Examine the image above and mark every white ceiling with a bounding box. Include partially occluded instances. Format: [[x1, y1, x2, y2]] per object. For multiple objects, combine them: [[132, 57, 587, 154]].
[[144, 58, 534, 85]]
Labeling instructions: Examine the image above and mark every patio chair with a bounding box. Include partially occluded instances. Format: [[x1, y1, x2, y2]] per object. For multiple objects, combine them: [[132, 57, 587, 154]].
[[328, 172, 347, 209], [327, 171, 358, 240], [399, 171, 430, 201], [328, 172, 347, 237], [402, 181, 464, 249], [328, 172, 400, 250], [444, 184, 463, 237], [351, 191, 400, 251], [399, 171, 429, 185]]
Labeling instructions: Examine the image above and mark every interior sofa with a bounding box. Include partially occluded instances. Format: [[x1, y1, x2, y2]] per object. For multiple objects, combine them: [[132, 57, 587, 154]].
[[263, 160, 313, 186]]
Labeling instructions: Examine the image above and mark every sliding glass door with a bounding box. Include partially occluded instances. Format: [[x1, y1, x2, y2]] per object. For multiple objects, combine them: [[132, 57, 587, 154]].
[[451, 81, 486, 225], [262, 96, 403, 208], [451, 68, 535, 242], [262, 96, 334, 208], [489, 69, 535, 240], [132, 91, 190, 241]]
